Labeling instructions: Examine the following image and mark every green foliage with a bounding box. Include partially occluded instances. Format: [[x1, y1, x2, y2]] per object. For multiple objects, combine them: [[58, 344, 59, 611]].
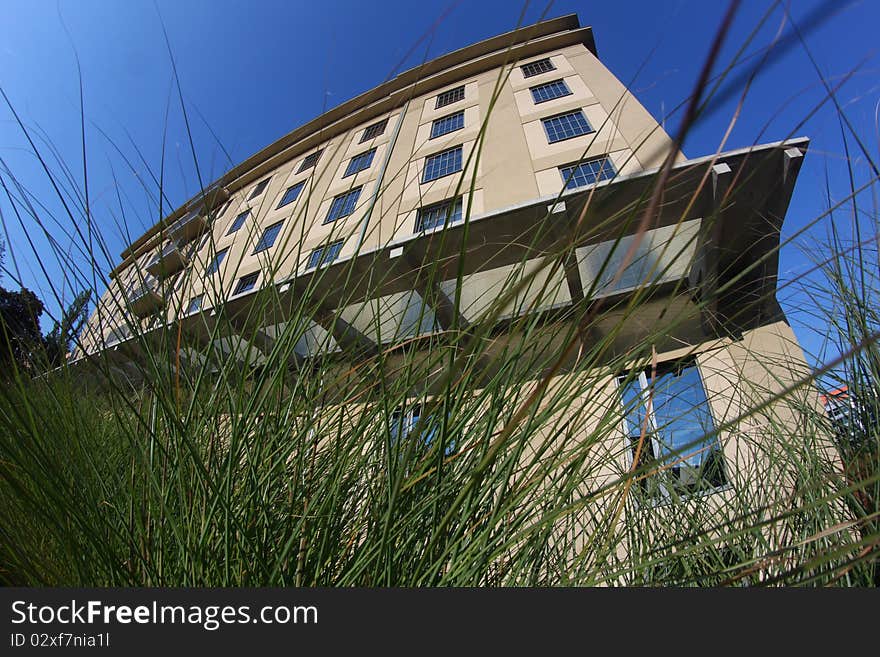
[[0, 5, 877, 587]]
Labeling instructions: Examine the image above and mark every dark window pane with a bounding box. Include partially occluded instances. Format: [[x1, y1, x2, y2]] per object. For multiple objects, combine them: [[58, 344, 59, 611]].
[[559, 156, 616, 189], [298, 149, 323, 173], [343, 149, 376, 178], [430, 111, 465, 139], [307, 240, 344, 269], [233, 272, 258, 295], [227, 209, 250, 235], [277, 182, 305, 208], [249, 178, 271, 199], [530, 79, 572, 104], [435, 85, 465, 109], [422, 146, 462, 183], [324, 187, 362, 223], [360, 119, 388, 143], [205, 248, 228, 275], [542, 110, 593, 143], [521, 58, 555, 78], [416, 197, 463, 232], [253, 221, 284, 253], [186, 295, 203, 314]]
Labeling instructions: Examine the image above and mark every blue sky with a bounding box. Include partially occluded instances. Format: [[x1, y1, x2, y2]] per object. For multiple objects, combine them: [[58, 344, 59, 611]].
[[1, 0, 877, 369]]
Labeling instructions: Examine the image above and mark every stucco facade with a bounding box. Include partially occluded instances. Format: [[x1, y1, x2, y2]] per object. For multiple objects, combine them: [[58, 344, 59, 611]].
[[73, 15, 840, 556]]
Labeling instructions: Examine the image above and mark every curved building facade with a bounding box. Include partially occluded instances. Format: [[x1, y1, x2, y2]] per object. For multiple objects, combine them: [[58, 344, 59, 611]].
[[75, 15, 835, 528]]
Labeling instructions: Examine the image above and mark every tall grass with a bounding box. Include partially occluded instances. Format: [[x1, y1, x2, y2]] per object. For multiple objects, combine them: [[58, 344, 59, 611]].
[[0, 3, 877, 586]]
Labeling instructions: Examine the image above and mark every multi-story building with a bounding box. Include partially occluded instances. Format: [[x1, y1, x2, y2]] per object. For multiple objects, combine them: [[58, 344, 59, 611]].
[[74, 14, 840, 558]]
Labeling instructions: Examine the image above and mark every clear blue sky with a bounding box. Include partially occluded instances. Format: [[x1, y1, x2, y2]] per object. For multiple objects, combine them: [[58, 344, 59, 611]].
[[1, 0, 877, 370]]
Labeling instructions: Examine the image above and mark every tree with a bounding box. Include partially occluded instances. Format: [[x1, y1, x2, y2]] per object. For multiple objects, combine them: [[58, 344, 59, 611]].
[[0, 285, 45, 377], [43, 290, 91, 368]]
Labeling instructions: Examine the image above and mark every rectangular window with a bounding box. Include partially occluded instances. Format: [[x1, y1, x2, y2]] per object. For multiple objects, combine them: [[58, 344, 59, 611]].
[[298, 149, 323, 173], [430, 110, 465, 139], [435, 85, 464, 109], [521, 57, 556, 78], [307, 240, 344, 269], [390, 404, 455, 456], [324, 187, 362, 223], [416, 197, 463, 232], [205, 248, 228, 275], [227, 209, 250, 235], [617, 361, 727, 501], [217, 199, 234, 218], [233, 272, 259, 296], [186, 294, 203, 314], [422, 146, 462, 183], [360, 119, 388, 143], [277, 181, 305, 208], [343, 148, 376, 178], [541, 110, 593, 143], [248, 178, 271, 200], [559, 156, 616, 189], [253, 221, 284, 253], [530, 79, 572, 104]]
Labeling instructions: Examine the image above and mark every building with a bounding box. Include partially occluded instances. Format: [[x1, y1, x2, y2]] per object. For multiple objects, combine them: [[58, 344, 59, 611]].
[[73, 15, 843, 576]]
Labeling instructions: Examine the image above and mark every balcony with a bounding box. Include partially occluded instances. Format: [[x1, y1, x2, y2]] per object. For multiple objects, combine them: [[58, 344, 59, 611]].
[[127, 282, 164, 318], [105, 325, 131, 346], [168, 210, 208, 244], [186, 183, 230, 216], [146, 242, 188, 279]]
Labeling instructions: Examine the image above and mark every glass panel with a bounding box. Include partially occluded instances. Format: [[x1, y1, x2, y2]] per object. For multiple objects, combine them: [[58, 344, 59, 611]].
[[416, 198, 463, 231], [430, 111, 465, 139], [205, 249, 227, 275], [343, 149, 376, 178], [542, 111, 592, 143], [249, 178, 270, 199], [649, 365, 723, 490], [277, 182, 305, 208], [227, 210, 250, 234], [531, 79, 571, 104], [560, 157, 616, 189], [360, 119, 388, 143], [254, 222, 283, 253], [422, 147, 462, 183], [521, 58, 555, 78], [435, 86, 464, 109], [325, 188, 362, 223]]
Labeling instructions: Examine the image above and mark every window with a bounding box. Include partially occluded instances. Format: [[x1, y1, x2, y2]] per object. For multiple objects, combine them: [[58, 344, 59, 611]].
[[186, 295, 203, 314], [416, 197, 463, 232], [530, 79, 572, 104], [277, 181, 305, 208], [360, 119, 388, 143], [559, 156, 616, 189], [422, 146, 462, 183], [253, 221, 284, 253], [430, 111, 465, 139], [205, 248, 228, 275], [343, 148, 376, 178], [521, 57, 556, 78], [435, 85, 464, 109], [324, 187, 362, 223], [227, 209, 250, 235], [248, 178, 271, 200], [217, 198, 234, 217], [541, 110, 593, 143], [298, 149, 323, 173], [390, 404, 456, 457], [617, 361, 727, 501], [307, 240, 344, 269], [233, 272, 259, 295]]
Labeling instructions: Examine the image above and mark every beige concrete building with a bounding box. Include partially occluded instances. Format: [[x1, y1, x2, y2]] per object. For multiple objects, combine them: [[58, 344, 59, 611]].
[[74, 15, 838, 561]]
